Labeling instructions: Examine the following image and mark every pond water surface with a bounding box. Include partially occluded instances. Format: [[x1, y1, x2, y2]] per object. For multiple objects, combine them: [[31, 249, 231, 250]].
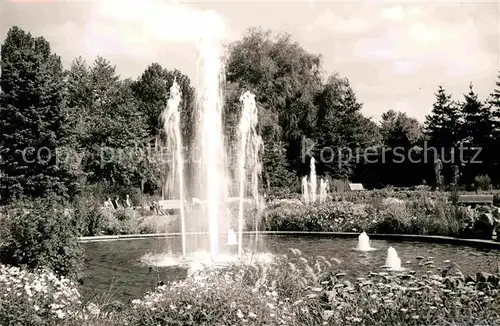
[[81, 234, 500, 302]]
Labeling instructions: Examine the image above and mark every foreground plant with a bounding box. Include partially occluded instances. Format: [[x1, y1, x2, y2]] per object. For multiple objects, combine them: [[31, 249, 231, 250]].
[[1, 249, 499, 326]]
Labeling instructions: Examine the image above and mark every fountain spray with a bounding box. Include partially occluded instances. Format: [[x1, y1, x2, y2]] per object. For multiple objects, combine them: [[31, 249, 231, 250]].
[[161, 77, 186, 258], [237, 91, 261, 258], [310, 157, 317, 203], [196, 36, 226, 259]]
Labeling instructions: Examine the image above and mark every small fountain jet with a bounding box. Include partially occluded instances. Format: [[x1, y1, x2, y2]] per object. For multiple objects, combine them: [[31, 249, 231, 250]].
[[384, 246, 404, 271], [356, 232, 376, 251]]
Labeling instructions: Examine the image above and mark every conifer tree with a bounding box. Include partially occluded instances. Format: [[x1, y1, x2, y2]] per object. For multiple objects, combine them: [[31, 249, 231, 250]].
[[458, 83, 491, 186], [488, 72, 500, 184], [0, 26, 77, 203], [424, 86, 461, 151]]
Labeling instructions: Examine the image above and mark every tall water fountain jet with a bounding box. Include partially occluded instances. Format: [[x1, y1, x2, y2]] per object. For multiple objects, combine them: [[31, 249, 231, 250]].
[[319, 178, 329, 203], [237, 91, 263, 257], [161, 78, 186, 258], [310, 157, 317, 203], [385, 246, 403, 271], [227, 228, 237, 246], [356, 232, 375, 251], [196, 36, 227, 259], [301, 176, 310, 204]]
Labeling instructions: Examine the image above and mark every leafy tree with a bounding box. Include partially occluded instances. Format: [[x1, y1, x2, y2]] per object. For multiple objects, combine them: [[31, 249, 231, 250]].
[[132, 63, 196, 196], [65, 56, 94, 149], [0, 26, 77, 203], [314, 73, 380, 180], [132, 63, 196, 144], [380, 110, 422, 146], [375, 110, 424, 186], [226, 27, 323, 177], [66, 56, 151, 193]]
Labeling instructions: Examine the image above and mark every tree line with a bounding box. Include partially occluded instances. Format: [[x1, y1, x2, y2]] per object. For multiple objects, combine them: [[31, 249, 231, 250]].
[[1, 26, 500, 204]]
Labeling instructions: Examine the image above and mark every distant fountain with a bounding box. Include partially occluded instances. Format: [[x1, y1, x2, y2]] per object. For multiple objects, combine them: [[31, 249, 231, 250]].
[[310, 158, 317, 203], [319, 178, 329, 203], [385, 246, 403, 270], [301, 176, 310, 204], [161, 78, 186, 258], [301, 157, 318, 204], [356, 232, 376, 251], [237, 91, 263, 257], [227, 229, 237, 246]]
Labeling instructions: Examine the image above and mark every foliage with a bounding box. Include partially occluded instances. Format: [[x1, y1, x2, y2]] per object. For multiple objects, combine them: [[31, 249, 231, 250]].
[[314, 73, 381, 180], [72, 196, 107, 237], [263, 195, 500, 241], [475, 174, 492, 191], [425, 85, 462, 150], [459, 83, 492, 187], [3, 25, 500, 205], [0, 197, 83, 279], [0, 26, 78, 204], [2, 253, 500, 326], [225, 27, 323, 179], [0, 265, 86, 325]]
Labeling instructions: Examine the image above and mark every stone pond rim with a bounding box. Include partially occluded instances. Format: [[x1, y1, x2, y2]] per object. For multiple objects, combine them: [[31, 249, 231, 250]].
[[78, 231, 500, 249]]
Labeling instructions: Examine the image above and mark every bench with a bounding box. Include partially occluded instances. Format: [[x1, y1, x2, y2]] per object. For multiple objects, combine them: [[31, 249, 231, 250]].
[[456, 194, 493, 206], [156, 200, 183, 215], [348, 183, 364, 191], [154, 197, 252, 215]]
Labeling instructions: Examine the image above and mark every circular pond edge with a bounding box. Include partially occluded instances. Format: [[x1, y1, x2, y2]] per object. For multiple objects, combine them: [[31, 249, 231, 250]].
[[78, 231, 500, 250]]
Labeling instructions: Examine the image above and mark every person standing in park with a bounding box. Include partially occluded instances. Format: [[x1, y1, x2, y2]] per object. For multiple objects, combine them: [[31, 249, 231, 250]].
[[434, 156, 443, 190], [104, 197, 113, 208], [113, 196, 120, 209]]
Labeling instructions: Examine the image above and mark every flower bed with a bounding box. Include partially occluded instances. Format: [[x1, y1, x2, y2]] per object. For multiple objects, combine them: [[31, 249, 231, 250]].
[[1, 250, 499, 326], [262, 197, 500, 241]]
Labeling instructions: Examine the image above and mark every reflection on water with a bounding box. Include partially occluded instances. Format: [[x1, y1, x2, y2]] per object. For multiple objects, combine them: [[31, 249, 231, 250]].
[[81, 235, 500, 302]]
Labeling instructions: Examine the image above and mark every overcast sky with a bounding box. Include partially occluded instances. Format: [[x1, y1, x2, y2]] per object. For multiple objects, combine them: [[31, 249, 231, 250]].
[[1, 0, 499, 122]]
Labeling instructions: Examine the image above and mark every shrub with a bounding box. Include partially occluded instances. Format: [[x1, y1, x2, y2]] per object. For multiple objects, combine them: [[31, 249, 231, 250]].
[[263, 201, 370, 233], [263, 196, 499, 241], [73, 196, 107, 236], [0, 197, 83, 279], [0, 264, 83, 324], [1, 253, 500, 326], [113, 208, 135, 222], [475, 174, 492, 191]]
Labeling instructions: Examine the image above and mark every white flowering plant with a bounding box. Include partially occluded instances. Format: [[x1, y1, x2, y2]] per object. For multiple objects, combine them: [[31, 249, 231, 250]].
[[0, 264, 83, 324]]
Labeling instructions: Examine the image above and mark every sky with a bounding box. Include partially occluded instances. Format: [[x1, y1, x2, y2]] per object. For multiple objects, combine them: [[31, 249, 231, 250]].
[[0, 0, 499, 122]]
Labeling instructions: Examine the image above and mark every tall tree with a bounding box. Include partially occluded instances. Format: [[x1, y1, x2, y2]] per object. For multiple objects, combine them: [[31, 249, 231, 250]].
[[74, 57, 150, 192], [489, 72, 500, 119], [424, 86, 462, 186], [132, 64, 196, 196], [380, 110, 422, 146], [65, 56, 93, 149], [424, 86, 461, 151], [488, 72, 500, 184], [376, 110, 424, 186], [459, 83, 491, 186], [0, 26, 77, 203], [226, 27, 323, 178], [314, 73, 380, 180], [132, 63, 195, 144]]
